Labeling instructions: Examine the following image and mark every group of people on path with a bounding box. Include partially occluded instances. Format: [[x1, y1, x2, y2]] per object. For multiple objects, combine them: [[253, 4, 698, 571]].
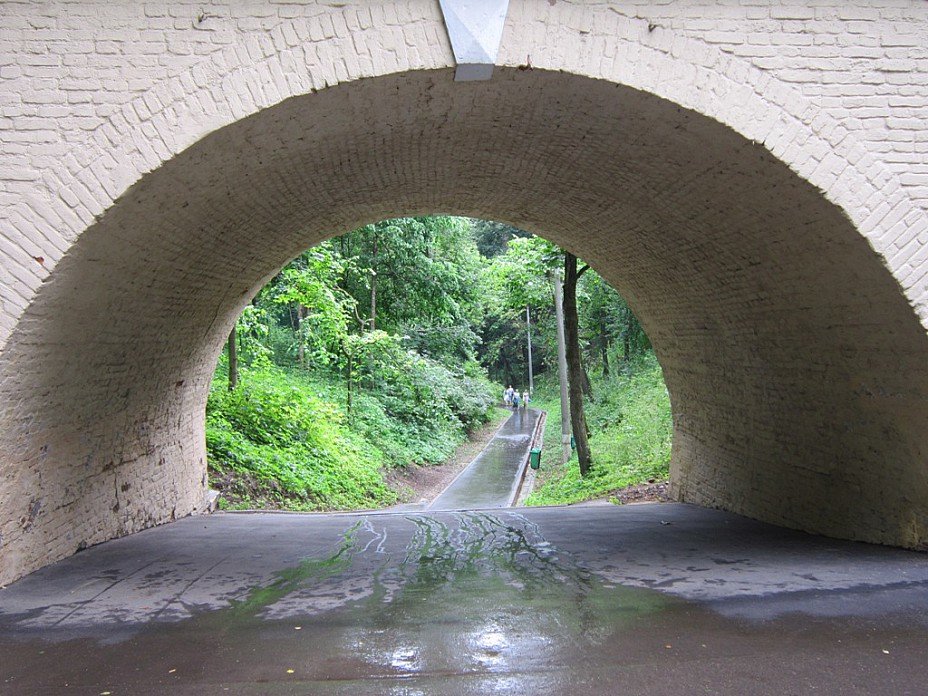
[[503, 385, 530, 409]]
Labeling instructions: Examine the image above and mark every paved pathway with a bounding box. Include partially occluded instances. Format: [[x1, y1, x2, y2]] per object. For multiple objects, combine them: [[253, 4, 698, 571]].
[[429, 407, 540, 510], [3, 504, 928, 694]]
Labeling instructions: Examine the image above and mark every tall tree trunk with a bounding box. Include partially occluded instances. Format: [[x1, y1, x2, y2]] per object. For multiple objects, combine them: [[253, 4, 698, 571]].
[[295, 304, 306, 368], [564, 253, 592, 475], [370, 233, 378, 331], [346, 350, 353, 421], [228, 325, 238, 391], [601, 331, 610, 377], [623, 309, 633, 362]]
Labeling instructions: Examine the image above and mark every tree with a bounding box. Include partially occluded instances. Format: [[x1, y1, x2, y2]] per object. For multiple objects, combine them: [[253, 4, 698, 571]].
[[341, 330, 401, 420], [620, 303, 649, 362], [341, 217, 484, 364], [227, 326, 238, 391], [469, 219, 531, 258], [579, 272, 623, 376], [271, 246, 354, 369], [564, 252, 592, 475], [478, 235, 561, 385]]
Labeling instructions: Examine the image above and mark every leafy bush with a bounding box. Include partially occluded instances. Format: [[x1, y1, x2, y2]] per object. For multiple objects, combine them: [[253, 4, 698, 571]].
[[206, 367, 396, 510], [349, 338, 498, 466], [525, 352, 672, 506], [206, 356, 498, 509]]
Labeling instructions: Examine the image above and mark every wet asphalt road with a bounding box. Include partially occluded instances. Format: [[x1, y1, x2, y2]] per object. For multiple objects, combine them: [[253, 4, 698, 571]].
[[429, 407, 540, 510], [2, 504, 928, 695]]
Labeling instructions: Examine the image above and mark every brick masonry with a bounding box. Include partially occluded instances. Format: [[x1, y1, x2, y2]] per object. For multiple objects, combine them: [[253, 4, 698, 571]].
[[0, 1, 927, 584]]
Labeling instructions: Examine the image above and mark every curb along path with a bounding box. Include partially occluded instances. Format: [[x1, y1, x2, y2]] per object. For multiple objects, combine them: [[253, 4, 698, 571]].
[[514, 409, 546, 506]]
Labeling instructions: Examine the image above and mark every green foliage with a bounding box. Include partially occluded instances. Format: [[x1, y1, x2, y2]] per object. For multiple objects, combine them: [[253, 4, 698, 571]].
[[207, 356, 498, 510], [576, 271, 648, 376], [235, 303, 273, 367], [210, 216, 499, 507], [484, 235, 561, 311], [271, 247, 354, 368], [206, 366, 395, 510], [469, 219, 531, 258], [476, 230, 649, 386], [208, 214, 663, 513], [525, 353, 671, 506], [340, 216, 485, 363], [477, 236, 561, 386]]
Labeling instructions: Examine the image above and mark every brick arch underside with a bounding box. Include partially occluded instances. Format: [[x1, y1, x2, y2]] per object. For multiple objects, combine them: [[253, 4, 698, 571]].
[[1, 68, 927, 584]]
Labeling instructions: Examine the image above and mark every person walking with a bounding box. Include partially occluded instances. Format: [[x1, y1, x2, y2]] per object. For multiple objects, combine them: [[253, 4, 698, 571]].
[[504, 385, 514, 406], [521, 391, 530, 409]]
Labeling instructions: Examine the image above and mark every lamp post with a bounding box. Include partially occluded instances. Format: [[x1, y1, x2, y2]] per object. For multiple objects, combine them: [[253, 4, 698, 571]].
[[551, 271, 571, 463]]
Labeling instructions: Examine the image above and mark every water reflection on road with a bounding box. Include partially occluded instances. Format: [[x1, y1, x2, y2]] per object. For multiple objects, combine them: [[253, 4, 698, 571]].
[[0, 512, 671, 693], [3, 506, 928, 694], [333, 513, 667, 687]]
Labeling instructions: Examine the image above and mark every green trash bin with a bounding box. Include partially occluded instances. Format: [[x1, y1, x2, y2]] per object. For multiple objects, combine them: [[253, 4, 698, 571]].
[[529, 448, 542, 470]]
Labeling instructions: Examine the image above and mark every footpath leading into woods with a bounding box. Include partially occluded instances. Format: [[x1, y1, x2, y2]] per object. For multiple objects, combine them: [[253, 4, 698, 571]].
[[428, 408, 541, 510]]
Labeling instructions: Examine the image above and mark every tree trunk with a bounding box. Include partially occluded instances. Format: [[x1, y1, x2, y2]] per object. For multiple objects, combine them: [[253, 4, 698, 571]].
[[228, 325, 238, 391], [296, 305, 306, 368], [564, 253, 592, 475], [601, 331, 610, 377], [346, 351, 353, 421], [370, 233, 378, 331]]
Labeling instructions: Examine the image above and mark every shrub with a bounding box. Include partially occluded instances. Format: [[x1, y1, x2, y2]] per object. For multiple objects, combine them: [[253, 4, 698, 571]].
[[205, 356, 499, 509], [525, 352, 672, 506], [206, 367, 395, 510]]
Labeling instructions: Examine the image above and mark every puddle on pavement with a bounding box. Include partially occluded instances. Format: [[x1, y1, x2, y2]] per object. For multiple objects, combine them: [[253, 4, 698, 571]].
[[334, 512, 672, 674], [221, 511, 673, 642], [2, 513, 927, 693]]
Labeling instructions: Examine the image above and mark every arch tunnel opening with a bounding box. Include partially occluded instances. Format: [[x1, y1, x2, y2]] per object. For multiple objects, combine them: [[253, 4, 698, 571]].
[[205, 215, 668, 515], [2, 66, 928, 585]]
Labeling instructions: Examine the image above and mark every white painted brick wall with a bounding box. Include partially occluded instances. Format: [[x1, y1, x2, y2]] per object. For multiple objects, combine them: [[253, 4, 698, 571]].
[[598, 1, 928, 212]]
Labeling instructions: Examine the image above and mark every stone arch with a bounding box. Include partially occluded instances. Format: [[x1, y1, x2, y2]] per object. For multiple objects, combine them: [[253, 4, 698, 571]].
[[2, 2, 928, 583], [5, 3, 927, 348]]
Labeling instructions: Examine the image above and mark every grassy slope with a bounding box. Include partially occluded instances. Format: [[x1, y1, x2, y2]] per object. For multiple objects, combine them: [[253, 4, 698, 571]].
[[206, 364, 497, 511], [525, 353, 672, 506]]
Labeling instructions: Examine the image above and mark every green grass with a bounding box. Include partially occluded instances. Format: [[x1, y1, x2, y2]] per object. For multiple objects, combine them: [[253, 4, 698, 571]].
[[206, 367, 396, 510], [206, 362, 498, 511], [525, 353, 672, 506]]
